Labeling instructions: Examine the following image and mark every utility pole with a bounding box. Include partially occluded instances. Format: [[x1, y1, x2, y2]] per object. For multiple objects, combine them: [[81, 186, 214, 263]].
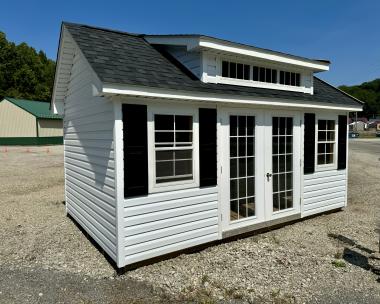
[[355, 112, 358, 132]]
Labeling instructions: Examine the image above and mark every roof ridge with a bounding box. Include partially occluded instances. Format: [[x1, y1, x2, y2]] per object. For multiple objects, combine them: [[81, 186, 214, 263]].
[[6, 97, 49, 104], [62, 21, 143, 38], [64, 22, 330, 64], [4, 97, 62, 119]]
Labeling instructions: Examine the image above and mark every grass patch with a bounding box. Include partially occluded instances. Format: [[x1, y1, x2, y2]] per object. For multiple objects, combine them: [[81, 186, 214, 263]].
[[332, 259, 346, 268]]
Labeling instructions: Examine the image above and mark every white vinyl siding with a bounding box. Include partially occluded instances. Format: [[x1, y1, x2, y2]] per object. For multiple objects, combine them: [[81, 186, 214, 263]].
[[123, 187, 219, 265], [302, 170, 346, 217], [165, 46, 201, 78], [64, 35, 118, 262]]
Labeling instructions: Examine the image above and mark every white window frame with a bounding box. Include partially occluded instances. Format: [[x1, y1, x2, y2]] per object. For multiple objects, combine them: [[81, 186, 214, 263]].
[[147, 105, 199, 193], [216, 56, 308, 93], [315, 114, 338, 171]]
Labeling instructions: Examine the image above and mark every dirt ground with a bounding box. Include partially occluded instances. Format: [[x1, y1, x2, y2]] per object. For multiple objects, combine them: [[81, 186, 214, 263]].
[[0, 140, 379, 304]]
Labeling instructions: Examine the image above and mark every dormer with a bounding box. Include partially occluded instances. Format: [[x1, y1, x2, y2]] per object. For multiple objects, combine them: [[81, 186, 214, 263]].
[[145, 35, 330, 95]]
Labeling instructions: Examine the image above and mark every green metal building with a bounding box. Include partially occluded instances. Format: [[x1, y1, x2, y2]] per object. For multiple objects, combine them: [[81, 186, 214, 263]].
[[0, 97, 63, 145]]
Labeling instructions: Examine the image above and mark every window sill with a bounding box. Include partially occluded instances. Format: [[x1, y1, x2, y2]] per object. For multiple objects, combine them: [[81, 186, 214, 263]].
[[211, 76, 311, 94], [315, 164, 337, 172], [149, 179, 199, 194]]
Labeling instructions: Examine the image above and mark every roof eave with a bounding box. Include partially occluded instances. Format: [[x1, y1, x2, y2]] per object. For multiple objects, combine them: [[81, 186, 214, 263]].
[[145, 35, 330, 72], [101, 83, 362, 112], [196, 38, 330, 72], [51, 23, 65, 113]]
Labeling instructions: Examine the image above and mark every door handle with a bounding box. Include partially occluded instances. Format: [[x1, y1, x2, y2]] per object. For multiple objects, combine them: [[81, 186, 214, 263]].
[[266, 173, 272, 181]]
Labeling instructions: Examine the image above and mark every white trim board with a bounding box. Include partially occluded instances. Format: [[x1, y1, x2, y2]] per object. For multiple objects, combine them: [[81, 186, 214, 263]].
[[102, 84, 363, 112], [144, 36, 329, 72]]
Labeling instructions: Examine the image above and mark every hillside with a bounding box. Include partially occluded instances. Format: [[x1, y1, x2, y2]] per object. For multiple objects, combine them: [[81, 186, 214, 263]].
[[339, 79, 380, 117], [0, 31, 55, 102]]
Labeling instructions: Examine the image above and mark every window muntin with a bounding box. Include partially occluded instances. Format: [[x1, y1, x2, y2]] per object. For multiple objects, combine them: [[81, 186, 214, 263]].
[[222, 60, 250, 80], [230, 115, 256, 221], [222, 60, 301, 87], [272, 117, 293, 212], [317, 119, 336, 165], [279, 71, 301, 86], [252, 66, 277, 84], [154, 114, 194, 184]]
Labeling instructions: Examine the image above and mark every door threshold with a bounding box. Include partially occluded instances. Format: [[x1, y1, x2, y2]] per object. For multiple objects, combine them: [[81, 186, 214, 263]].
[[222, 213, 301, 239]]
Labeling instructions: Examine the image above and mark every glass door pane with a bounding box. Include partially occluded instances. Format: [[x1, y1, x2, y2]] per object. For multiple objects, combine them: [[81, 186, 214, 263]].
[[230, 115, 256, 221], [272, 117, 293, 212]]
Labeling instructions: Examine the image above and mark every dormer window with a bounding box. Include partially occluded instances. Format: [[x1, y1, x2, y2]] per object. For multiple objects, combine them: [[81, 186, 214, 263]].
[[252, 66, 277, 84], [222, 61, 250, 80], [221, 60, 302, 88], [279, 71, 301, 87]]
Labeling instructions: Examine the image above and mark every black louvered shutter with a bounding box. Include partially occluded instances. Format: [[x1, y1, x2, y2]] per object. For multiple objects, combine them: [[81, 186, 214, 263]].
[[337, 115, 347, 170], [199, 108, 217, 187], [123, 104, 148, 198], [304, 113, 315, 174]]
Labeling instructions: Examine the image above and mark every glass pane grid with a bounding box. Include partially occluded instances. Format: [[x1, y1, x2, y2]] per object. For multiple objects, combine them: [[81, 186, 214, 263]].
[[230, 115, 256, 221], [222, 60, 300, 87], [154, 115, 193, 184], [272, 117, 293, 212], [317, 120, 335, 165]]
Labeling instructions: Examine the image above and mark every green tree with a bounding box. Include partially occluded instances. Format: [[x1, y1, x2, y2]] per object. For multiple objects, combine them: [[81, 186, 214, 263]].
[[339, 79, 380, 118], [0, 31, 55, 101]]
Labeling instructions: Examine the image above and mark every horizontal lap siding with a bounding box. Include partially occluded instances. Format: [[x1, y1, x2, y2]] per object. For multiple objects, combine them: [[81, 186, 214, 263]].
[[64, 38, 117, 262], [166, 46, 201, 78], [303, 170, 346, 217], [123, 187, 219, 265]]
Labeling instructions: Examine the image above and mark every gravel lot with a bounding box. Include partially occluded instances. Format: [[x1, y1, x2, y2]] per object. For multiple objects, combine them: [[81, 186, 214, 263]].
[[0, 140, 379, 303]]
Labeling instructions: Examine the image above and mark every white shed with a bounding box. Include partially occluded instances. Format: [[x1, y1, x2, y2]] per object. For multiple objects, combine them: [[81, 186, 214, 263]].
[[52, 22, 363, 268]]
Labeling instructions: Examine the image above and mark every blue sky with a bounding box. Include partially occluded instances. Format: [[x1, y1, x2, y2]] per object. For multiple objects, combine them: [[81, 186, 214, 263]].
[[1, 0, 379, 86]]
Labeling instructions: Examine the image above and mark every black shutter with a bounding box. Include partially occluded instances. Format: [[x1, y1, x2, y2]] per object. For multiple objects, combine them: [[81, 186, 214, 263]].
[[337, 115, 347, 170], [199, 108, 217, 187], [304, 113, 315, 174], [123, 104, 148, 198]]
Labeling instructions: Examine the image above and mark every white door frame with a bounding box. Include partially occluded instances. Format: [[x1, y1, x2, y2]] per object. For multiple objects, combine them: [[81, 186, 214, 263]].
[[219, 107, 301, 233], [264, 110, 302, 221], [219, 107, 266, 232]]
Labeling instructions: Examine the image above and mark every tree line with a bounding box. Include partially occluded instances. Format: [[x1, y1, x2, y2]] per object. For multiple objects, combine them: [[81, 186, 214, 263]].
[[0, 31, 55, 102], [339, 79, 380, 118], [0, 29, 379, 116]]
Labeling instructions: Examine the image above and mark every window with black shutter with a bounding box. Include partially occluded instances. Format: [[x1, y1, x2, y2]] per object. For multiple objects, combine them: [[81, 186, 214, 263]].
[[123, 104, 148, 198], [304, 113, 315, 174], [337, 115, 347, 170], [199, 108, 217, 187]]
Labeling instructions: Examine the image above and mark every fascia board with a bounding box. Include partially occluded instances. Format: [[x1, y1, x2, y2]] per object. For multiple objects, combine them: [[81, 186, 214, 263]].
[[197, 38, 330, 72], [101, 83, 362, 112]]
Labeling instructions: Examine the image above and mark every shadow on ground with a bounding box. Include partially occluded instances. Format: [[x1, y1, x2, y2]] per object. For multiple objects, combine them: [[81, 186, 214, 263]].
[[0, 266, 176, 304], [328, 233, 380, 281]]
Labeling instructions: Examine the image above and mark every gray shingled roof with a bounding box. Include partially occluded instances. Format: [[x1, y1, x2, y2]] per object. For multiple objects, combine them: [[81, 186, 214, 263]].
[[145, 34, 331, 64], [63, 22, 362, 108]]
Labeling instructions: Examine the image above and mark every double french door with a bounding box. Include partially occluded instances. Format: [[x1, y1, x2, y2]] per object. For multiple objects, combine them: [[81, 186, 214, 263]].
[[220, 108, 301, 231]]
